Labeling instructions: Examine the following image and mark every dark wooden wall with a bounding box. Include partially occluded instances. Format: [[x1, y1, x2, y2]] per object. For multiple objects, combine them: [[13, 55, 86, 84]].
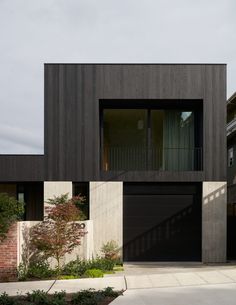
[[0, 64, 225, 183], [0, 155, 44, 181], [44, 64, 226, 182]]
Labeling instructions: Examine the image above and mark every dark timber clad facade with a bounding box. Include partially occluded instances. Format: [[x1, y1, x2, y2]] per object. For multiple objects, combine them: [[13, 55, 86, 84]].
[[0, 64, 227, 263], [44, 64, 226, 182]]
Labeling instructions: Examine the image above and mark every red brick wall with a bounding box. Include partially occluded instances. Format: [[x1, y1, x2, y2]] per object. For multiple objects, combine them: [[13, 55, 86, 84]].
[[0, 223, 18, 281]]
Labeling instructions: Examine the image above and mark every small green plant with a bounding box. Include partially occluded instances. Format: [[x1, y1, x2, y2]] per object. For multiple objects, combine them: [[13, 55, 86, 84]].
[[26, 290, 50, 305], [102, 287, 121, 298], [0, 193, 24, 242], [71, 289, 102, 305], [18, 260, 56, 280], [101, 240, 120, 260], [83, 269, 104, 278], [0, 292, 16, 305], [17, 262, 28, 281], [50, 291, 66, 305], [27, 261, 55, 279], [62, 257, 115, 277], [0, 288, 122, 305], [58, 275, 78, 280]]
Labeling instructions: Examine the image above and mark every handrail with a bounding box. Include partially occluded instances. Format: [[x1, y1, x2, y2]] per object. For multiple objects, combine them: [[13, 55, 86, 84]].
[[227, 117, 236, 136], [102, 146, 203, 171]]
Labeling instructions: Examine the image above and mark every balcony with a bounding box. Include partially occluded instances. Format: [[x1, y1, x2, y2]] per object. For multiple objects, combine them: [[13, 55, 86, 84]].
[[227, 118, 236, 137], [102, 146, 203, 171]]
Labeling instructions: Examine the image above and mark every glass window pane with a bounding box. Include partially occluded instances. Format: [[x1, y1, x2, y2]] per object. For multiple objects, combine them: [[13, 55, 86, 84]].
[[163, 110, 195, 171], [103, 109, 147, 170]]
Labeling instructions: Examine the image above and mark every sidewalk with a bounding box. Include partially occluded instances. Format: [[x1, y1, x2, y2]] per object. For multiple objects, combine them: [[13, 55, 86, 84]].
[[1, 266, 236, 296]]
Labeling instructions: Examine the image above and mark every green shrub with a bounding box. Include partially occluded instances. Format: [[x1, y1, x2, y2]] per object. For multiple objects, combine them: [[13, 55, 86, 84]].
[[62, 257, 115, 277], [58, 275, 78, 280], [0, 292, 16, 305], [27, 261, 55, 279], [26, 290, 66, 305], [50, 291, 66, 305], [26, 290, 50, 305], [102, 287, 121, 298], [0, 193, 24, 242], [83, 269, 103, 278], [101, 240, 120, 260], [17, 262, 28, 281], [0, 288, 121, 305], [71, 289, 103, 305]]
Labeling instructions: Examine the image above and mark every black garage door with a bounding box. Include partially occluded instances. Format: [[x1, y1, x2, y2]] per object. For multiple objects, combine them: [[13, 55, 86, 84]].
[[123, 183, 202, 261]]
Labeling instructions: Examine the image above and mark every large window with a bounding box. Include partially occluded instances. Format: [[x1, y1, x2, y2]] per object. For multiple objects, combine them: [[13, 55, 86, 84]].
[[101, 102, 202, 171]]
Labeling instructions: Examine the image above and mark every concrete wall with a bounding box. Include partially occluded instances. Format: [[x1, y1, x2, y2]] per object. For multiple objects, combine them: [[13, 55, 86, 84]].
[[43, 181, 72, 215], [202, 181, 227, 263], [18, 221, 93, 268], [90, 181, 123, 257]]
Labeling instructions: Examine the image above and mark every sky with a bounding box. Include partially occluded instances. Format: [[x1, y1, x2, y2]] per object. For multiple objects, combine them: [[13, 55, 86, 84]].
[[0, 0, 235, 154]]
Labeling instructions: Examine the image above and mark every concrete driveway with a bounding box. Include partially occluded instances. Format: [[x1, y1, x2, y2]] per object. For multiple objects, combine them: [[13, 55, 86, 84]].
[[111, 283, 236, 305], [109, 263, 236, 305]]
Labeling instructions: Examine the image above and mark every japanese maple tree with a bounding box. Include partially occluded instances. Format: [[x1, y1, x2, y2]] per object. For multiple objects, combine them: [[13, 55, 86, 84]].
[[30, 194, 86, 271]]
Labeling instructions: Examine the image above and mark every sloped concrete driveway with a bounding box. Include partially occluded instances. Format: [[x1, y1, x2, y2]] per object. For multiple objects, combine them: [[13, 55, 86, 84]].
[[111, 283, 236, 305], [110, 263, 236, 305]]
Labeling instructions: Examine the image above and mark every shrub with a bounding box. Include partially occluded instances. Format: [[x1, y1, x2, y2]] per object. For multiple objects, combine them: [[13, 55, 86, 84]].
[[0, 292, 16, 305], [83, 269, 104, 278], [0, 288, 122, 305], [102, 287, 121, 298], [26, 290, 50, 305], [62, 257, 115, 277], [26, 290, 66, 305], [71, 289, 103, 305], [101, 240, 120, 260], [0, 193, 24, 242], [30, 194, 87, 271], [50, 291, 66, 305], [27, 261, 56, 279], [18, 260, 55, 280], [58, 275, 78, 280]]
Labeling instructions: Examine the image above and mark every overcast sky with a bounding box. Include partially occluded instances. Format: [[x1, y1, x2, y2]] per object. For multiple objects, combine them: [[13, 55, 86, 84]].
[[0, 0, 235, 154]]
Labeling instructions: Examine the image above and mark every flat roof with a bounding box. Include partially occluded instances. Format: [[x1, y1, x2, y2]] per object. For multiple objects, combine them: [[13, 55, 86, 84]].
[[44, 63, 227, 65]]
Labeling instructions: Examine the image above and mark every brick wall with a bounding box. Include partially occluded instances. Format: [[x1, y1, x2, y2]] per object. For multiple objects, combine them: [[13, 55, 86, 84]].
[[0, 223, 18, 281]]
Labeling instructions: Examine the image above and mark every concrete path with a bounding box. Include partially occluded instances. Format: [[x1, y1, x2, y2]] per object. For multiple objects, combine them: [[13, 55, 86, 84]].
[[111, 283, 236, 305], [0, 276, 126, 296]]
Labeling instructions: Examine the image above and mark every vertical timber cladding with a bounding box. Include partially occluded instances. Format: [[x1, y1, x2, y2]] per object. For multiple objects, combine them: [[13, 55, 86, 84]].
[[123, 183, 202, 261], [44, 64, 226, 182]]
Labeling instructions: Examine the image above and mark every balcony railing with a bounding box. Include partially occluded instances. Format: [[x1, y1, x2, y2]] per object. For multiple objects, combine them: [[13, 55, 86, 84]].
[[227, 117, 236, 136], [102, 146, 203, 171]]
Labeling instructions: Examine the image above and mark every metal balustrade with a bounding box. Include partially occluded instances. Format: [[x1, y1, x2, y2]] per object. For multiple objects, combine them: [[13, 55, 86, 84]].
[[102, 146, 203, 171]]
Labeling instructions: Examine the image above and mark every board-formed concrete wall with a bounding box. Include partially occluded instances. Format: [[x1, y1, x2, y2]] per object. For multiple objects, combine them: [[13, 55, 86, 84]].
[[202, 181, 227, 262], [43, 181, 72, 216], [18, 221, 93, 268], [90, 182, 123, 257]]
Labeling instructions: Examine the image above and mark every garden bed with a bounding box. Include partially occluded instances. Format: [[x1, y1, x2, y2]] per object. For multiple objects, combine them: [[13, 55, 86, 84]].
[[0, 287, 123, 305], [18, 258, 123, 282]]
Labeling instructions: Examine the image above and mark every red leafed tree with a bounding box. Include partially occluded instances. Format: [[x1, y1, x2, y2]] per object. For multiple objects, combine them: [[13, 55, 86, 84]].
[[30, 194, 87, 271]]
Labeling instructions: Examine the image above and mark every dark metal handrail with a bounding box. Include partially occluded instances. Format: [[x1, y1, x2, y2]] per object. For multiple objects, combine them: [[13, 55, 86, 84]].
[[103, 146, 203, 171]]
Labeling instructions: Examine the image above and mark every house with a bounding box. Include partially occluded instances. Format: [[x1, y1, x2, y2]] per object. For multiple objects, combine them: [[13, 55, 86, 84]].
[[0, 64, 227, 272], [227, 91, 236, 259]]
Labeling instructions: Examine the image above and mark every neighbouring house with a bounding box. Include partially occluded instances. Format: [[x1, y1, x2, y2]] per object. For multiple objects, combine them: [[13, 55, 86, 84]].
[[0, 64, 227, 278], [227, 91, 236, 259]]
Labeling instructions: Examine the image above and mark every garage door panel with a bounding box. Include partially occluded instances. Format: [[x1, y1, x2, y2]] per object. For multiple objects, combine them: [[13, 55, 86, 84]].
[[123, 183, 201, 261]]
